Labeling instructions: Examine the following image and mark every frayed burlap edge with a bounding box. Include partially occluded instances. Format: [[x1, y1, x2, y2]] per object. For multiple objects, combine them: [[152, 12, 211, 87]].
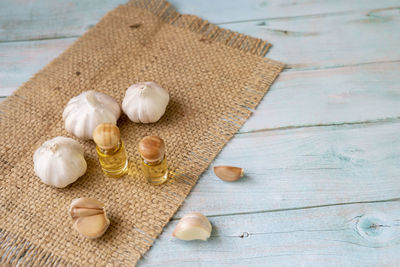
[[126, 0, 272, 57]]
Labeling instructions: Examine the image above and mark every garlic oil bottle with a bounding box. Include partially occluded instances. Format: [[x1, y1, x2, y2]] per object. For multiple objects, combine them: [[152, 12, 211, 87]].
[[138, 136, 168, 185], [93, 123, 128, 178]]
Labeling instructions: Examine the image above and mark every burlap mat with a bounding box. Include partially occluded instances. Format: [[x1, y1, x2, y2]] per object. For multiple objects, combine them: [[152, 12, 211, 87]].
[[0, 0, 284, 265]]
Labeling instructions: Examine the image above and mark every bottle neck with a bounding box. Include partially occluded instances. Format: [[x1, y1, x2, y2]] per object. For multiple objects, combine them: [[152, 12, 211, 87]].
[[98, 141, 122, 154], [142, 155, 165, 165]]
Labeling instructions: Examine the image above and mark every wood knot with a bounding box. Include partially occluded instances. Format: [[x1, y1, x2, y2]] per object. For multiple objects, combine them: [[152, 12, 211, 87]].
[[239, 232, 249, 238], [355, 214, 397, 247]]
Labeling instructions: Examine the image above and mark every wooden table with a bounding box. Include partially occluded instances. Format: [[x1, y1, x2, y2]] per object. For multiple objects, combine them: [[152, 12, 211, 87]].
[[1, 0, 400, 265]]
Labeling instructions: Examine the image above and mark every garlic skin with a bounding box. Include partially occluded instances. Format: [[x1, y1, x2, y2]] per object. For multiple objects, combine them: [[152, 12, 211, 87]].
[[33, 137, 87, 188], [70, 197, 110, 239], [214, 166, 244, 182], [63, 90, 121, 139], [122, 82, 169, 123], [172, 213, 212, 241]]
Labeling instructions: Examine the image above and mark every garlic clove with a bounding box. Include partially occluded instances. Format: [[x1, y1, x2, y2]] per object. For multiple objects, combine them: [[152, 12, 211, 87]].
[[73, 213, 110, 239], [70, 207, 103, 219], [70, 197, 104, 209], [173, 225, 210, 241], [70, 198, 109, 239], [172, 213, 212, 241], [213, 166, 244, 182]]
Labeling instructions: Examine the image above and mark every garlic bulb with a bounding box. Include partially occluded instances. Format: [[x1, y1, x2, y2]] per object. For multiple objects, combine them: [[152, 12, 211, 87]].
[[33, 137, 87, 188], [63, 90, 121, 139], [172, 213, 212, 241], [70, 197, 110, 239], [122, 82, 169, 123]]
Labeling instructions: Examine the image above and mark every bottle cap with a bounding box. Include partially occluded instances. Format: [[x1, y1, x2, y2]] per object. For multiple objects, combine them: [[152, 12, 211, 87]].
[[93, 123, 120, 150], [138, 136, 165, 162]]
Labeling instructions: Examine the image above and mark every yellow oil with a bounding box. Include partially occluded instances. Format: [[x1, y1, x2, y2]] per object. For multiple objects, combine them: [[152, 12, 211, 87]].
[[141, 156, 168, 185], [96, 141, 128, 178]]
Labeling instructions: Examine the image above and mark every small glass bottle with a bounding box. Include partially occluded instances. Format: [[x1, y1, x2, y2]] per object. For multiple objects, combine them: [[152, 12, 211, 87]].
[[93, 123, 128, 178], [138, 136, 168, 185]]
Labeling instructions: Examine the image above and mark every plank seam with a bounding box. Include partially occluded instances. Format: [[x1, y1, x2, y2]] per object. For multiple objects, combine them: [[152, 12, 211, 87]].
[[172, 198, 400, 220], [238, 116, 400, 134], [217, 6, 400, 24]]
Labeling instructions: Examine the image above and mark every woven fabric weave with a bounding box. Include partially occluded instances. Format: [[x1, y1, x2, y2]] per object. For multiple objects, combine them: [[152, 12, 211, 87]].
[[0, 0, 284, 265]]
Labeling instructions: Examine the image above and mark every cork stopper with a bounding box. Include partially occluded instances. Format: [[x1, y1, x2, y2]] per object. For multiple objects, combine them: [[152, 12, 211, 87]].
[[93, 123, 120, 150], [138, 136, 165, 162]]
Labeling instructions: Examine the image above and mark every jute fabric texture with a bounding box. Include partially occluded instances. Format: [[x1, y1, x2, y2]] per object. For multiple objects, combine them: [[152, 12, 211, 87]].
[[0, 0, 284, 265]]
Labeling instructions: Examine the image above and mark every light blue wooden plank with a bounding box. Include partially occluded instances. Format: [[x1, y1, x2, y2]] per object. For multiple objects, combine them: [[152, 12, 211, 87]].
[[168, 0, 400, 23], [1, 0, 400, 41], [174, 121, 400, 217], [0, 0, 127, 41], [138, 200, 400, 266], [241, 61, 400, 132], [228, 7, 400, 69]]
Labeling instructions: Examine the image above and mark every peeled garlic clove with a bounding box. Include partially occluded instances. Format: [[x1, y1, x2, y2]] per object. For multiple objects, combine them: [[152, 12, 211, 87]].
[[172, 213, 212, 241], [213, 166, 244, 182], [70, 198, 110, 239]]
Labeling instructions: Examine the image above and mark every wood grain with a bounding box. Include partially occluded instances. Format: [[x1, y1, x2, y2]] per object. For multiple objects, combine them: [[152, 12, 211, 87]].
[[175, 121, 400, 217], [139, 200, 400, 266], [241, 61, 400, 132], [168, 0, 400, 23], [0, 0, 126, 41], [1, 0, 400, 41], [228, 7, 400, 69]]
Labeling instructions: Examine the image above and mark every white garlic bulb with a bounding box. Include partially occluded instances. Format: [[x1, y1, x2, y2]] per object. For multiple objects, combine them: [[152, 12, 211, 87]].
[[33, 137, 87, 188], [122, 82, 169, 123], [63, 90, 121, 139]]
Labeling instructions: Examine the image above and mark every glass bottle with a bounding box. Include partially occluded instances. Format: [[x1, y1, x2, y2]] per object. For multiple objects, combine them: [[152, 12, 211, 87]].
[[138, 136, 168, 185], [93, 123, 128, 178]]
